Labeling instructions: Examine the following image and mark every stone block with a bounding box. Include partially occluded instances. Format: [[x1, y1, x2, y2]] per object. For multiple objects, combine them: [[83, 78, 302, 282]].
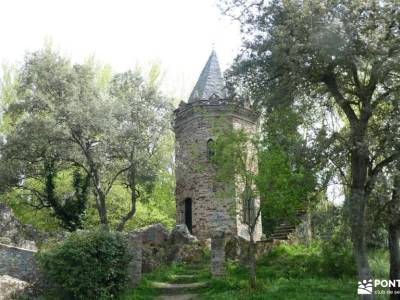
[[0, 275, 30, 300], [140, 223, 169, 246]]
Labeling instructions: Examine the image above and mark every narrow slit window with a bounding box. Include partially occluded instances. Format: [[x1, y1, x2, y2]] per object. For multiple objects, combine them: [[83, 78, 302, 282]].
[[207, 138, 215, 159]]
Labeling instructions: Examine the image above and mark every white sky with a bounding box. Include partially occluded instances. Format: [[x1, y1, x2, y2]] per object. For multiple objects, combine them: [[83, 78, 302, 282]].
[[0, 0, 242, 101], [0, 1, 346, 205]]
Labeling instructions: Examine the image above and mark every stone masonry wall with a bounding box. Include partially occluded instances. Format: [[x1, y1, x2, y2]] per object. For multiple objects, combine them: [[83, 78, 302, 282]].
[[126, 232, 143, 286], [0, 243, 37, 282], [175, 105, 236, 239], [211, 231, 226, 277], [174, 101, 262, 241]]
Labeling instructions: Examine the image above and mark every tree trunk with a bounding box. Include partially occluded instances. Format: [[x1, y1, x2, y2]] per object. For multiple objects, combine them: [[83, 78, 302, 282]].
[[388, 223, 400, 300], [249, 234, 257, 289], [349, 125, 375, 300], [91, 169, 108, 227], [116, 168, 137, 231], [85, 151, 109, 227], [98, 190, 108, 227]]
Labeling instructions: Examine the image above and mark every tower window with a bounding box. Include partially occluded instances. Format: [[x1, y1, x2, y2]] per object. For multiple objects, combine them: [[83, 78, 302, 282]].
[[207, 139, 215, 159], [244, 197, 256, 225]]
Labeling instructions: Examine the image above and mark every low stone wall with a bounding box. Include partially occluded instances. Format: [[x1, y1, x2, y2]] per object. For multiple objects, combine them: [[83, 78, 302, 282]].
[[0, 243, 37, 282]]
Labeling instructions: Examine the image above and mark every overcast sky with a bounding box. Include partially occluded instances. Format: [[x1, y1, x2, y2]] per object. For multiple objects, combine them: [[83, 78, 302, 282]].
[[0, 0, 242, 101]]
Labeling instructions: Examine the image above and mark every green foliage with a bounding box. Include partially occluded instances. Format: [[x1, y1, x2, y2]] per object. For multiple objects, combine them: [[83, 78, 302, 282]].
[[212, 127, 260, 230], [320, 236, 357, 278], [369, 249, 389, 279], [43, 161, 89, 231], [121, 263, 210, 300], [201, 243, 358, 299], [262, 242, 356, 279], [2, 191, 61, 232], [258, 146, 316, 233], [38, 229, 132, 300], [312, 201, 344, 240], [125, 243, 362, 300], [258, 105, 320, 233], [0, 46, 173, 230], [223, 0, 400, 280]]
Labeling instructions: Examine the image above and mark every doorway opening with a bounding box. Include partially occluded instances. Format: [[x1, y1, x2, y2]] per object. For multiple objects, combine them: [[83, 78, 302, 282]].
[[184, 198, 192, 234]]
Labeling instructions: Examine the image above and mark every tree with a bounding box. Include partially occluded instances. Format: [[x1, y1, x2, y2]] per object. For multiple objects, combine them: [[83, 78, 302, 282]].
[[257, 106, 319, 237], [212, 126, 261, 288], [220, 1, 400, 294], [108, 68, 171, 230], [368, 162, 400, 299], [388, 169, 400, 300], [0, 63, 90, 230], [0, 47, 172, 230]]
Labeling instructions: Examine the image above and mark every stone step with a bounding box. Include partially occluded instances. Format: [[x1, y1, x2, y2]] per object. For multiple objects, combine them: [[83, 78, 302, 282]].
[[277, 224, 296, 230], [157, 294, 198, 300], [271, 231, 290, 236], [272, 236, 289, 241], [259, 238, 273, 243], [271, 234, 289, 240], [271, 233, 292, 238], [167, 274, 198, 284], [171, 275, 196, 279], [273, 228, 294, 235], [150, 281, 207, 295]]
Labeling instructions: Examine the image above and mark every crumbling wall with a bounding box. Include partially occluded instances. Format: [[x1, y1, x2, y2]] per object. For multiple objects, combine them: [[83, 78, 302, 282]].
[[0, 243, 37, 282]]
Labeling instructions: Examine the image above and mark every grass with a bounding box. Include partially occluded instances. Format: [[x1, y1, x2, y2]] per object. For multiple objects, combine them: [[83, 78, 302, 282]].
[[120, 262, 211, 300], [198, 243, 358, 300], [29, 236, 390, 300], [122, 243, 390, 300]]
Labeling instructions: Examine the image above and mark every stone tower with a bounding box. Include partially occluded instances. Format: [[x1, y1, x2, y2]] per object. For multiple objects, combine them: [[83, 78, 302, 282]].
[[173, 50, 262, 241]]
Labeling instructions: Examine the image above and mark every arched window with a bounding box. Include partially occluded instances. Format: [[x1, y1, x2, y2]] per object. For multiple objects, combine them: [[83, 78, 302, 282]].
[[207, 138, 215, 159]]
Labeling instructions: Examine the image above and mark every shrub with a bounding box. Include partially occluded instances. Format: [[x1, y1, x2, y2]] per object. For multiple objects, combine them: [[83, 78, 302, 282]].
[[320, 231, 357, 278], [260, 240, 356, 278], [260, 243, 323, 277], [37, 228, 132, 300]]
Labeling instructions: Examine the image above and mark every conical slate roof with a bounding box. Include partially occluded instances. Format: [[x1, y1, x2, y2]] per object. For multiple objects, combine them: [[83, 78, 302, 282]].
[[188, 50, 226, 102]]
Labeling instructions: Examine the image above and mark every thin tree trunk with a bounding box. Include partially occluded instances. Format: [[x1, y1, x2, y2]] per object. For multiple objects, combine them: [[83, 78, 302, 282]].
[[249, 233, 257, 289], [116, 168, 137, 231], [91, 169, 108, 227], [98, 191, 108, 227], [84, 149, 109, 227]]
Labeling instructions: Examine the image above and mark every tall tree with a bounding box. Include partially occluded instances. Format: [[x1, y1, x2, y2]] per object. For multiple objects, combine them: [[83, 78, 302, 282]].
[[109, 68, 171, 231], [220, 0, 400, 294], [0, 47, 172, 230], [369, 161, 400, 299]]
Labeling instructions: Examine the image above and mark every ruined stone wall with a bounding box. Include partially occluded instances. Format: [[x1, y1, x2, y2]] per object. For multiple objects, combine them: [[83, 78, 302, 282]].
[[126, 232, 143, 286], [0, 243, 37, 282]]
